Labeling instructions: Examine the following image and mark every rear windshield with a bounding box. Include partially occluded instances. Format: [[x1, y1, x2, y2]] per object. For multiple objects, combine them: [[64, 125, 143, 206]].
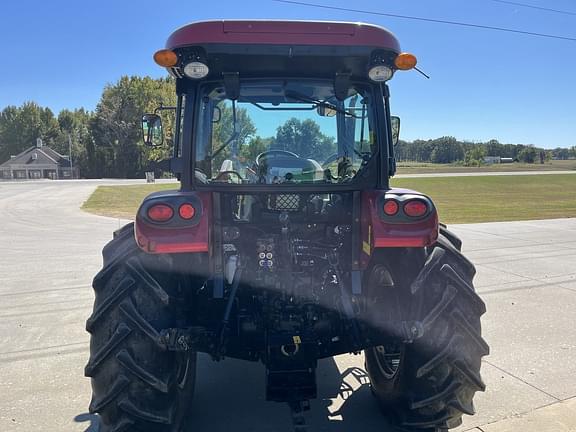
[[194, 79, 377, 186]]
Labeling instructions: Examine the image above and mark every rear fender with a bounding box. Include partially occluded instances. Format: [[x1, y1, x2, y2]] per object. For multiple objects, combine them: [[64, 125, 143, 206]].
[[135, 190, 211, 254], [360, 189, 438, 267]]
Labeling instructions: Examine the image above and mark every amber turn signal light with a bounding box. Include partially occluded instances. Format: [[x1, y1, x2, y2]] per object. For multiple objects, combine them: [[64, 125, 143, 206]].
[[154, 49, 178, 67], [394, 53, 417, 70]]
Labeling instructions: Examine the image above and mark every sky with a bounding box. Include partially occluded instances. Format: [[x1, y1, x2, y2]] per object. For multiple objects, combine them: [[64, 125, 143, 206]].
[[1, 0, 575, 148]]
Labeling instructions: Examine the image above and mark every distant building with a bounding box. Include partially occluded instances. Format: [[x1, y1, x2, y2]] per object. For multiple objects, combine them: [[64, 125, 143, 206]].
[[0, 143, 78, 180], [484, 156, 501, 164]]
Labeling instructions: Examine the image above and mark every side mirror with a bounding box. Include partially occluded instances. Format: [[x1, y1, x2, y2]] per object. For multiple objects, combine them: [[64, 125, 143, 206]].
[[142, 113, 164, 146], [391, 116, 401, 146]]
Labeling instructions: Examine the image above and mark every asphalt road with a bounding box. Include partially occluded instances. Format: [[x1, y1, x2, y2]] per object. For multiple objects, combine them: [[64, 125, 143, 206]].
[[1, 180, 575, 432]]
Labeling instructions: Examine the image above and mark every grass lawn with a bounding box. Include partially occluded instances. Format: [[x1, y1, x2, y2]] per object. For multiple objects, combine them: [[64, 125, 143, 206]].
[[396, 159, 576, 175], [392, 174, 576, 223], [82, 174, 576, 224], [81, 184, 176, 219]]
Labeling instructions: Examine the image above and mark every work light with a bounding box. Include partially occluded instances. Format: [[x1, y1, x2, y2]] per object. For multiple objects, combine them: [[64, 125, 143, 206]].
[[368, 65, 394, 82], [183, 62, 210, 79]]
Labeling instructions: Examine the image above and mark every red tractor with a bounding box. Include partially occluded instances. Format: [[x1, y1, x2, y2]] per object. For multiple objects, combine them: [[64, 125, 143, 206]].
[[86, 20, 488, 432]]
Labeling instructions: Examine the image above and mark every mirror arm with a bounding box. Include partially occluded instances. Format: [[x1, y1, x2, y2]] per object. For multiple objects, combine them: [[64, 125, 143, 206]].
[[154, 105, 177, 114], [382, 84, 396, 177]]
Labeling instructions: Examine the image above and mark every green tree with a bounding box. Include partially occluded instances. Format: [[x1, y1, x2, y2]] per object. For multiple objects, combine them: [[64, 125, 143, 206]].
[[412, 139, 435, 162], [240, 136, 271, 162], [485, 139, 503, 157], [429, 136, 464, 163], [273, 118, 335, 160], [212, 104, 256, 149], [91, 76, 176, 178], [551, 147, 571, 160], [0, 102, 59, 163], [210, 103, 256, 171], [51, 108, 97, 177], [464, 146, 486, 167], [517, 145, 537, 163]]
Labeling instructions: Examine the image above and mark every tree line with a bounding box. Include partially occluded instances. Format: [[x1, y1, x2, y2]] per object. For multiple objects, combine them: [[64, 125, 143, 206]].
[[396, 137, 576, 166], [1, 75, 574, 179], [0, 76, 175, 178]]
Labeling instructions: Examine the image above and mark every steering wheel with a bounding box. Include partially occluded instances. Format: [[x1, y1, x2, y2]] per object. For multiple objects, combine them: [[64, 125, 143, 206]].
[[256, 150, 299, 165], [215, 170, 244, 182]]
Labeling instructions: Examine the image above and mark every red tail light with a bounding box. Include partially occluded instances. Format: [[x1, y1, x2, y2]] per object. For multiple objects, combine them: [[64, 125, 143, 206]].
[[404, 200, 428, 217], [147, 204, 173, 222], [178, 203, 196, 220], [383, 199, 399, 216]]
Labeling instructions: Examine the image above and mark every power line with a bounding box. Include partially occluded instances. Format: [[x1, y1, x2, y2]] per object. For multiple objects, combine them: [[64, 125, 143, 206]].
[[487, 0, 576, 17], [272, 0, 576, 42]]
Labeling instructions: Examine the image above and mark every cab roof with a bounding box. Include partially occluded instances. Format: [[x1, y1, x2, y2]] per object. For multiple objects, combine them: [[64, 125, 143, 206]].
[[166, 20, 401, 53]]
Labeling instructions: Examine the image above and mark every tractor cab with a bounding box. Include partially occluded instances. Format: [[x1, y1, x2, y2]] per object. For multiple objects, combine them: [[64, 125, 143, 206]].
[[136, 20, 434, 258], [143, 20, 414, 190]]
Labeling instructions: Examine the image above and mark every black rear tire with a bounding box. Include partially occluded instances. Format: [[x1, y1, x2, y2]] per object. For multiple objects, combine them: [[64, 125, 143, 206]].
[[85, 223, 199, 432], [366, 227, 488, 430]]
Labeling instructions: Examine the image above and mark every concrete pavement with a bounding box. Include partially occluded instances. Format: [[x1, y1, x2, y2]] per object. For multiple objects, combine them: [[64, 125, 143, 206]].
[[450, 219, 576, 431], [1, 180, 575, 432], [474, 397, 576, 432]]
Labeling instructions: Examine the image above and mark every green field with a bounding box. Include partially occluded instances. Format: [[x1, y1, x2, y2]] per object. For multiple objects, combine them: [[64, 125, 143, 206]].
[[82, 174, 576, 224], [396, 159, 576, 174], [392, 174, 576, 223], [82, 184, 176, 219]]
